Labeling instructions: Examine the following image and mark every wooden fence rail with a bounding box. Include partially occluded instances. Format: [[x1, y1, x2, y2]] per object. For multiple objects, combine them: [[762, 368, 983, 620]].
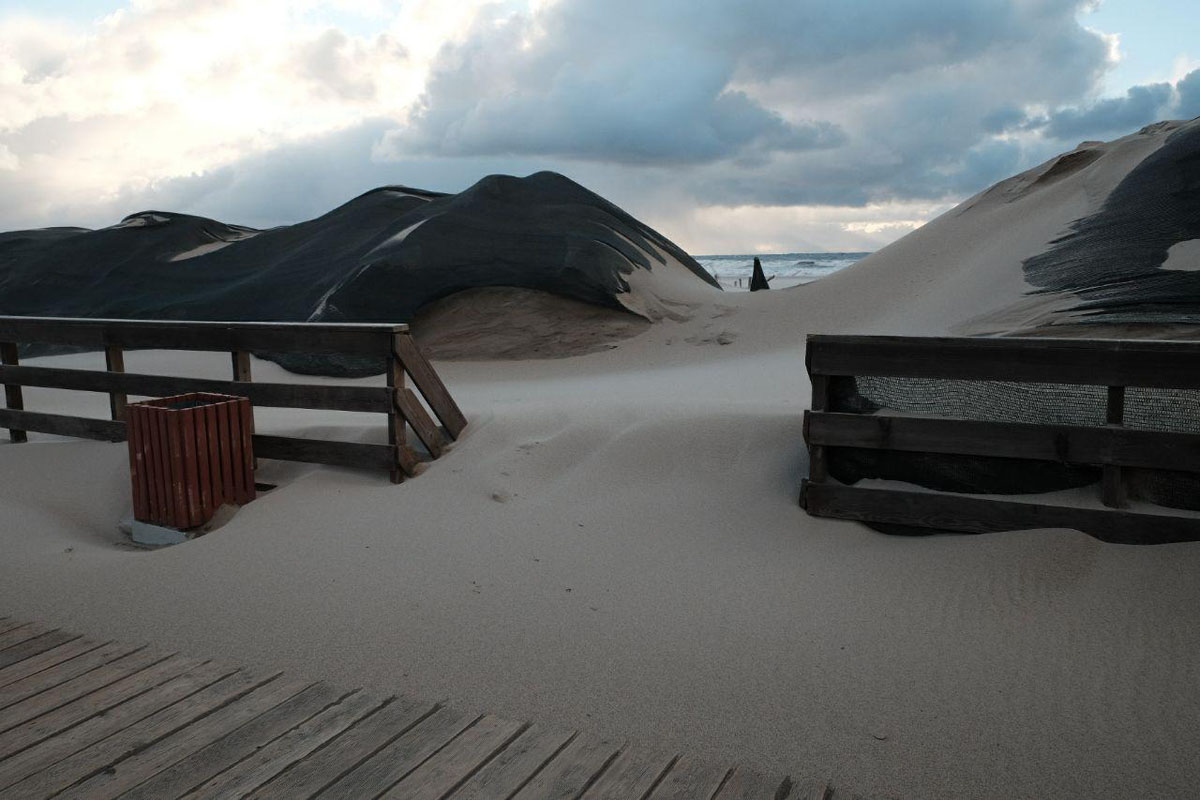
[[0, 316, 467, 483], [800, 334, 1200, 544]]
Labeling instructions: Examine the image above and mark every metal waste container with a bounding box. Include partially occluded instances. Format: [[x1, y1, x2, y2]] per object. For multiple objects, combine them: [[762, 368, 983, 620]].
[[127, 393, 255, 529]]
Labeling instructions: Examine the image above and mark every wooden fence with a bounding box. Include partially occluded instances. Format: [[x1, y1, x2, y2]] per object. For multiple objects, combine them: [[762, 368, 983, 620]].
[[800, 334, 1200, 544], [0, 316, 467, 483]]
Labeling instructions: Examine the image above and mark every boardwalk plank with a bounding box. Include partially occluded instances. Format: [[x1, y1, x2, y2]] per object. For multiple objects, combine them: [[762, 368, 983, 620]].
[[0, 641, 137, 709], [0, 647, 168, 735], [713, 766, 793, 800], [119, 682, 342, 800], [0, 617, 847, 800], [54, 675, 312, 800], [320, 706, 476, 799], [451, 725, 577, 800], [647, 754, 731, 800], [181, 689, 386, 800], [0, 661, 237, 792], [0, 622, 46, 651], [382, 714, 526, 799], [0, 637, 103, 691], [0, 653, 201, 760], [247, 695, 435, 799], [0, 640, 148, 711], [0, 633, 78, 676], [0, 628, 76, 671], [510, 734, 622, 800], [4, 669, 280, 798], [796, 784, 832, 800], [580, 747, 676, 799]]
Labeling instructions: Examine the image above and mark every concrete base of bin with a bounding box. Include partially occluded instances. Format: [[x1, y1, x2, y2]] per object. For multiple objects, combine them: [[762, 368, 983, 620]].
[[130, 520, 190, 547]]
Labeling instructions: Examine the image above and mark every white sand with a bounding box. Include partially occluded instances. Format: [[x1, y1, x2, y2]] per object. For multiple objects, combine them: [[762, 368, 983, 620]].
[[4, 123, 1200, 799]]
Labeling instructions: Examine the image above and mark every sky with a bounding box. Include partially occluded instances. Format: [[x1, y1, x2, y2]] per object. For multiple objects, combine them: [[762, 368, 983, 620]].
[[0, 0, 1196, 254]]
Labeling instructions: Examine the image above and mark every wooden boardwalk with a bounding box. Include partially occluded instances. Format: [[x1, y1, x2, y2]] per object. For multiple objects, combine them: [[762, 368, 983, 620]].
[[0, 616, 852, 799]]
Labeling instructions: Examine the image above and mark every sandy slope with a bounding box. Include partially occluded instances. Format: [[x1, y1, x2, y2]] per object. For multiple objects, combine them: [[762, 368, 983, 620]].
[[4, 125, 1200, 799], [2, 296, 1200, 800]]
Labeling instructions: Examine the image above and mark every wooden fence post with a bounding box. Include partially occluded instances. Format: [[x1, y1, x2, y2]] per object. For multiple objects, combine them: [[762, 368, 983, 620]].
[[231, 351, 252, 383], [1102, 385, 1127, 508], [386, 336, 420, 482], [105, 345, 127, 421], [1, 342, 26, 443], [231, 350, 256, 469]]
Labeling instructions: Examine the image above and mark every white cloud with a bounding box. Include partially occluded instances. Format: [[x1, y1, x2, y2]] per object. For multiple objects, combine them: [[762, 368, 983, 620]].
[[0, 0, 487, 224], [0, 0, 1184, 255]]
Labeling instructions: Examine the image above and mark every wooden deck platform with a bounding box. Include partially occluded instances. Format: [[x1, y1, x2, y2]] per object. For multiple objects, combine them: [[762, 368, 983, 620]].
[[0, 616, 851, 799]]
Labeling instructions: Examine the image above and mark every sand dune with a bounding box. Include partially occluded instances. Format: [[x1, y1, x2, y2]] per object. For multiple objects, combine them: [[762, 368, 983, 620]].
[[805, 117, 1200, 338], [3, 123, 1200, 799]]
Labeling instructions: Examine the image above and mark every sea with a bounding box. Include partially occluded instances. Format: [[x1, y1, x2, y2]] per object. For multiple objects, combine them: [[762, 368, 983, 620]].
[[694, 252, 870, 291]]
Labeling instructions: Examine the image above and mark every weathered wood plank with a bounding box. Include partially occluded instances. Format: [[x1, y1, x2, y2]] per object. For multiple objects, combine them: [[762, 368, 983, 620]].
[[0, 638, 141, 711], [806, 334, 1200, 389], [0, 408, 123, 442], [0, 661, 238, 793], [509, 734, 622, 800], [0, 630, 80, 685], [0, 628, 93, 671], [180, 689, 386, 800], [0, 654, 201, 760], [5, 669, 280, 798], [0, 622, 50, 653], [52, 676, 312, 800], [104, 345, 127, 421], [320, 706, 476, 799], [645, 754, 731, 800], [382, 714, 526, 799], [0, 316, 406, 355], [793, 783, 832, 800], [395, 387, 445, 459], [0, 647, 170, 736], [0, 640, 133, 705], [1103, 385, 1128, 508], [386, 343, 408, 483], [231, 350, 252, 383], [394, 332, 468, 439], [579, 747, 675, 799], [246, 695, 436, 799], [440, 725, 576, 800], [0, 636, 99, 691], [0, 365, 392, 412], [712, 766, 793, 800], [0, 618, 26, 635], [1, 341, 26, 442], [801, 482, 1200, 545], [804, 411, 1200, 473], [252, 434, 397, 471], [118, 682, 342, 800]]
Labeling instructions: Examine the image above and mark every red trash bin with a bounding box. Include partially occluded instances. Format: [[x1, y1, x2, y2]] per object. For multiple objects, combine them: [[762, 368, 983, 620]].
[[127, 393, 255, 529]]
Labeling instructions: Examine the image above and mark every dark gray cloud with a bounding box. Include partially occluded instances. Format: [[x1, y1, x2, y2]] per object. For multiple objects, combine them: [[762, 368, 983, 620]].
[[4, 0, 1193, 252], [1179, 69, 1200, 119], [1042, 81, 1174, 140], [378, 0, 1112, 205], [386, 4, 847, 165]]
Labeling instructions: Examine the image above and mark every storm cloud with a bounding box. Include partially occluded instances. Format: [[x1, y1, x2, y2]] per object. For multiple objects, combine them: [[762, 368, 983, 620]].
[[0, 0, 1195, 251]]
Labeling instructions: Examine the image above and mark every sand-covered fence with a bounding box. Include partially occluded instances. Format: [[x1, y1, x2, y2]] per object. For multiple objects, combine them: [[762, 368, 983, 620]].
[[801, 334, 1200, 544], [0, 316, 466, 484]]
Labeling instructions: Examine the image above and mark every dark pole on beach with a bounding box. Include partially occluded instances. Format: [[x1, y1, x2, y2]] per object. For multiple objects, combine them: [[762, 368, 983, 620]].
[[750, 257, 770, 291]]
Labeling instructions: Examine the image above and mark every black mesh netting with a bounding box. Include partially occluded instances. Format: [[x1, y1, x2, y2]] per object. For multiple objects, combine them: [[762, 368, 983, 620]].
[[827, 376, 1200, 512]]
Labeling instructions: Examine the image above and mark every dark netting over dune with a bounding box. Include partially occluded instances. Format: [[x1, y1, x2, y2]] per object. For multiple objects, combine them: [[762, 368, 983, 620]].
[[828, 376, 1200, 512], [0, 171, 719, 376], [1022, 122, 1200, 326]]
